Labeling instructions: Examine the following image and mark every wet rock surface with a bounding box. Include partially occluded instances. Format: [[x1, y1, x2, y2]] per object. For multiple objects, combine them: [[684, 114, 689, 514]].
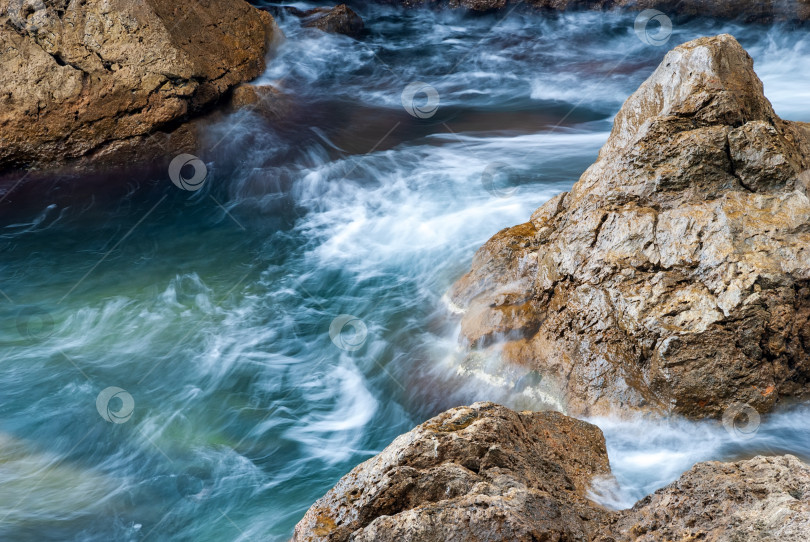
[[450, 34, 810, 420], [292, 402, 612, 541], [599, 454, 810, 541], [284, 4, 365, 37], [294, 403, 810, 541], [0, 0, 278, 171]]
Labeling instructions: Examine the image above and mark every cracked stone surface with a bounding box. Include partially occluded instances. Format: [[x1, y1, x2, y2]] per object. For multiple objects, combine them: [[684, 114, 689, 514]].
[[0, 0, 278, 170], [450, 34, 810, 419], [292, 402, 613, 542], [293, 403, 810, 541], [598, 454, 810, 542]]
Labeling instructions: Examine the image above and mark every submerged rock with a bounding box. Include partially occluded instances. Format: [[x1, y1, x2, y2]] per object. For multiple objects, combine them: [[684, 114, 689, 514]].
[[450, 34, 810, 420], [294, 403, 810, 541], [0, 0, 278, 171], [290, 4, 365, 38], [228, 83, 291, 120], [292, 402, 612, 541]]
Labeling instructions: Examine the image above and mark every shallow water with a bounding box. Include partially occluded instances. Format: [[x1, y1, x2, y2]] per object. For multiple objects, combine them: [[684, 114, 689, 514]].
[[2, 4, 810, 540]]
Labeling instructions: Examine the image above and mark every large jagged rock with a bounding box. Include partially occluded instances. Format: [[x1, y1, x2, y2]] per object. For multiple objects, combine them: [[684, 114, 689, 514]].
[[599, 455, 810, 541], [450, 34, 810, 419], [0, 0, 278, 170], [294, 403, 810, 541], [292, 402, 612, 541]]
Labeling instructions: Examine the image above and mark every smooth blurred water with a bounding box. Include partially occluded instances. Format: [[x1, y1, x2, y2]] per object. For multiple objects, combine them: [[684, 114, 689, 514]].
[[2, 4, 810, 540]]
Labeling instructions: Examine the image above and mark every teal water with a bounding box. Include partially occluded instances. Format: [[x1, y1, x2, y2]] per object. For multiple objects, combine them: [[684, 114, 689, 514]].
[[2, 5, 810, 540]]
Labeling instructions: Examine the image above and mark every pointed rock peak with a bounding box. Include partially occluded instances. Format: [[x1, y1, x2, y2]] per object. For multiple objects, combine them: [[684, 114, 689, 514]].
[[571, 34, 808, 205], [605, 34, 778, 155]]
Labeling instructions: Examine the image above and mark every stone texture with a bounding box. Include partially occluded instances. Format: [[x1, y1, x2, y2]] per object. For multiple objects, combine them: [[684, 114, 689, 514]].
[[227, 83, 290, 120], [598, 455, 810, 541], [300, 4, 364, 38], [292, 402, 612, 541], [450, 34, 810, 419], [0, 0, 278, 170], [294, 403, 810, 541]]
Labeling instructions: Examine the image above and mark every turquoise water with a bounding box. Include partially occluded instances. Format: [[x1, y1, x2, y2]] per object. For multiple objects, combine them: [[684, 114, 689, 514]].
[[2, 5, 810, 540]]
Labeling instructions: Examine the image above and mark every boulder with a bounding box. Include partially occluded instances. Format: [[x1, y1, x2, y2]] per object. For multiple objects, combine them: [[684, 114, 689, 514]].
[[0, 0, 278, 171], [450, 34, 810, 419], [599, 455, 810, 541], [294, 4, 364, 38], [294, 403, 810, 541], [292, 402, 612, 541]]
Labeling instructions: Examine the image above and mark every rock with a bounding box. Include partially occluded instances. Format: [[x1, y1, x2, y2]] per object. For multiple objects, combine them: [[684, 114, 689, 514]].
[[599, 455, 810, 541], [292, 402, 612, 541], [296, 5, 364, 38], [294, 403, 810, 541], [450, 34, 810, 419], [227, 83, 290, 120], [0, 0, 278, 171]]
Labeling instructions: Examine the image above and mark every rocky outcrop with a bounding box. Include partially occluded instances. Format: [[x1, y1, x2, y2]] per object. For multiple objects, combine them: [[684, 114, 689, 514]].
[[296, 4, 364, 38], [293, 402, 612, 541], [294, 403, 810, 541], [396, 0, 810, 22], [450, 34, 810, 419], [600, 454, 810, 541], [0, 0, 278, 170]]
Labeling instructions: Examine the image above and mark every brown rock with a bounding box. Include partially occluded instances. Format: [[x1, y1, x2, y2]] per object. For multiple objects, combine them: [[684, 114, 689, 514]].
[[0, 0, 278, 171], [450, 35, 810, 419], [294, 403, 810, 541], [298, 5, 364, 38], [228, 83, 290, 120], [292, 402, 612, 541], [599, 455, 810, 541]]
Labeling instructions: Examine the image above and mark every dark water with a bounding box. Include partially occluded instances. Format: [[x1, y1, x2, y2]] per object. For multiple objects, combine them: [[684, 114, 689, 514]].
[[2, 4, 810, 540]]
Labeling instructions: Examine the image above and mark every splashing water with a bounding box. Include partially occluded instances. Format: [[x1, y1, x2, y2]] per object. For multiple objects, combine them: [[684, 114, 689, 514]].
[[2, 4, 810, 540]]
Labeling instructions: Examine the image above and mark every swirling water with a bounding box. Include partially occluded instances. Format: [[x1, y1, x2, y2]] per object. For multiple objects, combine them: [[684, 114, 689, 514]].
[[2, 4, 810, 540]]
